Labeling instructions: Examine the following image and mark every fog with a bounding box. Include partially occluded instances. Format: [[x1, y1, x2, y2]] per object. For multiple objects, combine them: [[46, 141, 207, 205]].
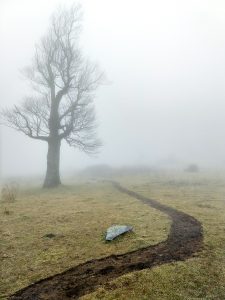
[[1, 0, 225, 178]]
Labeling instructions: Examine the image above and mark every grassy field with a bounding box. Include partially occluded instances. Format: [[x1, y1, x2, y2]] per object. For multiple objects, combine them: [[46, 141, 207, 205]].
[[1, 170, 225, 299]]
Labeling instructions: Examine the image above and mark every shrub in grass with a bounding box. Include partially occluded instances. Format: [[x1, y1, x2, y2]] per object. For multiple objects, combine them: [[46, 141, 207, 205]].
[[185, 164, 199, 173], [1, 182, 19, 202]]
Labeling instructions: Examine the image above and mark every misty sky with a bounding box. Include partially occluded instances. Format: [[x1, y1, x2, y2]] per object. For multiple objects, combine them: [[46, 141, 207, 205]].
[[1, 0, 225, 177]]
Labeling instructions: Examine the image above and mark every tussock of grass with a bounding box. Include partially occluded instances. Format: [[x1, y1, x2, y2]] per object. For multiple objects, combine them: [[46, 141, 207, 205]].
[[0, 181, 169, 298]]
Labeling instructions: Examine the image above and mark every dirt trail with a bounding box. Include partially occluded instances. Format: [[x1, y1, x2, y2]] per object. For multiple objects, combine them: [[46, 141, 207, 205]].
[[10, 182, 203, 300]]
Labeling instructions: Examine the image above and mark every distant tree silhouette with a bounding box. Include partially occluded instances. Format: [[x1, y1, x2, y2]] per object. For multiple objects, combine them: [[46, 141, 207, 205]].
[[1, 5, 104, 187]]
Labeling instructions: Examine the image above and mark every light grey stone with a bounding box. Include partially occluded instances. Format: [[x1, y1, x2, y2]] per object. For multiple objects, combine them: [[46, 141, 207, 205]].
[[105, 225, 133, 241]]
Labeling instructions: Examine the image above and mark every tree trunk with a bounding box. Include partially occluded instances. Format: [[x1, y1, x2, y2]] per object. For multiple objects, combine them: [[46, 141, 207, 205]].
[[43, 138, 61, 188]]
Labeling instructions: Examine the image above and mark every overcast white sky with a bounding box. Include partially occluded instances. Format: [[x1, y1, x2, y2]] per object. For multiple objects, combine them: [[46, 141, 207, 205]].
[[1, 0, 225, 177]]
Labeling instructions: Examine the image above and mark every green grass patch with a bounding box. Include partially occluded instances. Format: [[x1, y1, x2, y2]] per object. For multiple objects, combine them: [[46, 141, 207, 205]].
[[2, 171, 225, 299], [0, 180, 170, 298], [83, 171, 225, 299]]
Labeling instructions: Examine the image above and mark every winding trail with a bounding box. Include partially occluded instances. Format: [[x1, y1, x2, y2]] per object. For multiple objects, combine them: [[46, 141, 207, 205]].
[[10, 182, 203, 300]]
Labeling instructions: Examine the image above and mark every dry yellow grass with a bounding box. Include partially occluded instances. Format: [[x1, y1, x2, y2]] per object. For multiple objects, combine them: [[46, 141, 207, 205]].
[[1, 171, 225, 299], [0, 180, 170, 299], [83, 171, 225, 299]]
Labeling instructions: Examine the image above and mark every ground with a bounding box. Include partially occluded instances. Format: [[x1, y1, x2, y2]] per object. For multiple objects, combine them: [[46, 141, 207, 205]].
[[1, 170, 225, 299]]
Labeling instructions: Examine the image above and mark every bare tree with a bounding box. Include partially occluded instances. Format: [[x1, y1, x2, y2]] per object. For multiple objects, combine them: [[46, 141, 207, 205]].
[[1, 5, 104, 188]]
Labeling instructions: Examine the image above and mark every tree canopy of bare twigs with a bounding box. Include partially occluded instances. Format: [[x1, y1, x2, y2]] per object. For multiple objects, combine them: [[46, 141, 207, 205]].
[[1, 5, 104, 187]]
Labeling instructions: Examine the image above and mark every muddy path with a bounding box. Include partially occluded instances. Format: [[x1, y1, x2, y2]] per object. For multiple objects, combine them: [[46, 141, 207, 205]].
[[10, 182, 203, 300]]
